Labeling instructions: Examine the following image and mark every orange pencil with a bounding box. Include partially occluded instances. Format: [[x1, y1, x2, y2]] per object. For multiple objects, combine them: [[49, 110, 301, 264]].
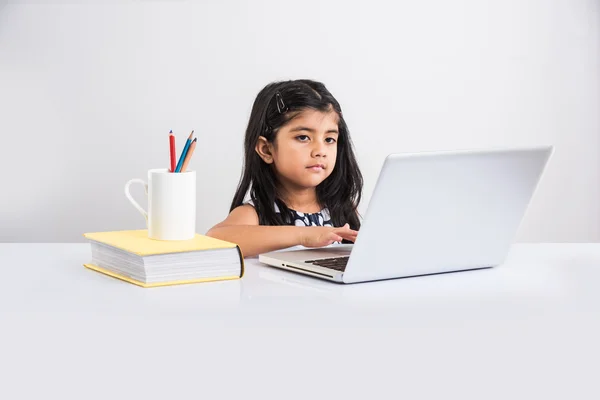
[[180, 138, 197, 173], [174, 130, 194, 173]]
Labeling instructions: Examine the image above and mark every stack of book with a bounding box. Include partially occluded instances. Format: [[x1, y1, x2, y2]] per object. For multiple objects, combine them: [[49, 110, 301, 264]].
[[83, 230, 244, 288]]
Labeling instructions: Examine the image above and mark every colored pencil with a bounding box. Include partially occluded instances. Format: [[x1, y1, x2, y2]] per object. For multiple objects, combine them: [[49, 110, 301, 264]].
[[169, 131, 176, 172], [174, 130, 194, 173], [180, 138, 197, 173]]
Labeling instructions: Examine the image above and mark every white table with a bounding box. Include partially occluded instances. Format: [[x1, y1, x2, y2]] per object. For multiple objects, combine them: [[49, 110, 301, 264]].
[[1, 243, 599, 399]]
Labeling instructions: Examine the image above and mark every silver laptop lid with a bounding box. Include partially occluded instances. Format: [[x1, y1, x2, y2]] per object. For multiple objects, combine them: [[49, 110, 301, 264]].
[[342, 146, 553, 283]]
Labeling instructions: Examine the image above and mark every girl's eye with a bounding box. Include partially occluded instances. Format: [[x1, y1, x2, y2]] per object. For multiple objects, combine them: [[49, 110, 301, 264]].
[[325, 137, 337, 144], [296, 135, 310, 142]]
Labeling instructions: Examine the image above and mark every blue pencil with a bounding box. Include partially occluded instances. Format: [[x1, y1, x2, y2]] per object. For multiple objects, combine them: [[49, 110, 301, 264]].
[[174, 130, 194, 172]]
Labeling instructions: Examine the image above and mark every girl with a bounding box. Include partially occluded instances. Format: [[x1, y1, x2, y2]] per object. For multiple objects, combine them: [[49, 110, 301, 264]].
[[206, 79, 363, 257]]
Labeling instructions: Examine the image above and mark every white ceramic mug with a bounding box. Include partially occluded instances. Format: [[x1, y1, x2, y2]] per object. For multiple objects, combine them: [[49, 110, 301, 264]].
[[125, 169, 196, 240]]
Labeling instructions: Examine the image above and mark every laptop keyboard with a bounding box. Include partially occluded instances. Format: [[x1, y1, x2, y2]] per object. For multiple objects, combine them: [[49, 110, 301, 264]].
[[304, 256, 350, 271]]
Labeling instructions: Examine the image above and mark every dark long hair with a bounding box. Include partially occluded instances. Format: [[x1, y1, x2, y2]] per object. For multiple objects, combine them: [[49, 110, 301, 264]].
[[230, 79, 363, 230]]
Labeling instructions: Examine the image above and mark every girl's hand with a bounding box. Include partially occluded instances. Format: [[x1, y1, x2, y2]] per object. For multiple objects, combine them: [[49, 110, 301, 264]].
[[299, 224, 358, 248]]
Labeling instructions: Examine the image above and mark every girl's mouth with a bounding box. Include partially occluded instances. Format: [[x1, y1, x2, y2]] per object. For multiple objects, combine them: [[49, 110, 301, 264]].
[[306, 164, 325, 171]]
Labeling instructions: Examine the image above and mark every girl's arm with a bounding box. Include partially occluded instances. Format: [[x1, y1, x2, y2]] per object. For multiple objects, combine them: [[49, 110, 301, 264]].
[[206, 205, 357, 257]]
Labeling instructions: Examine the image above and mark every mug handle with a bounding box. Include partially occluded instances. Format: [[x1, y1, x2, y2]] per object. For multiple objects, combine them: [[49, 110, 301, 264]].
[[124, 179, 149, 225]]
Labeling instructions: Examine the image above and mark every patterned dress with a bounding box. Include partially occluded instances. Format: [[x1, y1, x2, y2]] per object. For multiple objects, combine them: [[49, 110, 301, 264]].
[[245, 200, 334, 227], [275, 202, 333, 227]]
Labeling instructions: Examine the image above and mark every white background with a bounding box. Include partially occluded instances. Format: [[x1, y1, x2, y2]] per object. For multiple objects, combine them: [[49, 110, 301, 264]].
[[0, 0, 598, 242]]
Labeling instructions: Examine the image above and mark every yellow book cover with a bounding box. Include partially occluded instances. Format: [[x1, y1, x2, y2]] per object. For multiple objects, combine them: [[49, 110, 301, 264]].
[[83, 229, 244, 288]]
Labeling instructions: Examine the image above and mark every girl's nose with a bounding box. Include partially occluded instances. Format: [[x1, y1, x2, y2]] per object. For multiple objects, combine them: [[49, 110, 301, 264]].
[[311, 142, 326, 158]]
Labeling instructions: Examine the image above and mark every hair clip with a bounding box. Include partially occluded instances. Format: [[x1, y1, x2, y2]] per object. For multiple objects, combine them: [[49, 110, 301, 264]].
[[275, 92, 288, 114]]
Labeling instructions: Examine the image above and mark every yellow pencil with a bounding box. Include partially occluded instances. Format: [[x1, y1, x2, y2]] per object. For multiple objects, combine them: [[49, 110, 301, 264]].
[[180, 138, 197, 173]]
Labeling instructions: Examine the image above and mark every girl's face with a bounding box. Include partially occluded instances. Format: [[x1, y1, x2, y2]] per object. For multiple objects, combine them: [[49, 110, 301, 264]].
[[256, 109, 339, 190]]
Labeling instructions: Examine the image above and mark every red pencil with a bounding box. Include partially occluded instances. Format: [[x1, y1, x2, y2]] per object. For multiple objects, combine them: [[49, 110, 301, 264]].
[[169, 130, 176, 172]]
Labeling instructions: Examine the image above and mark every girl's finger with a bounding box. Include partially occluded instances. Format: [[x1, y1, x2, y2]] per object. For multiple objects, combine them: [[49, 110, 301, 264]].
[[335, 227, 357, 234]]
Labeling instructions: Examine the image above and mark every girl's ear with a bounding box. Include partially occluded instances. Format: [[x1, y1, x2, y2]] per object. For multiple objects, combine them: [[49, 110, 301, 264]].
[[255, 136, 274, 164]]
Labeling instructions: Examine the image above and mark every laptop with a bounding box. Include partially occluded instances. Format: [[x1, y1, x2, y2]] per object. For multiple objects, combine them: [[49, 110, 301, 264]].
[[258, 145, 553, 283]]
